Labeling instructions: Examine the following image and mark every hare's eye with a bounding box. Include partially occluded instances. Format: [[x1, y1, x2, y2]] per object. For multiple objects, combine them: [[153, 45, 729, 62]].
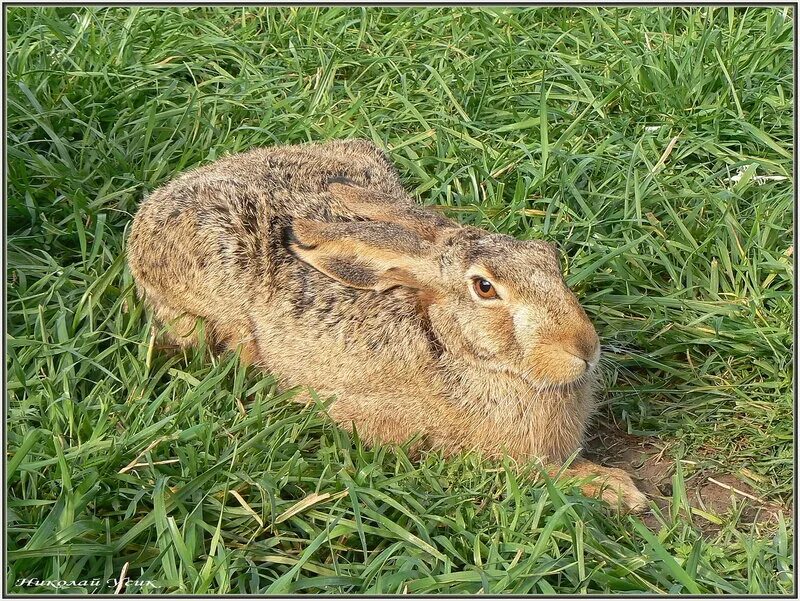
[[472, 278, 499, 300]]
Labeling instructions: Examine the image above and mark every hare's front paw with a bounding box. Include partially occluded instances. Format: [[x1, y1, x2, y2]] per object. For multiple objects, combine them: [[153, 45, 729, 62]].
[[590, 467, 649, 513], [568, 461, 649, 513]]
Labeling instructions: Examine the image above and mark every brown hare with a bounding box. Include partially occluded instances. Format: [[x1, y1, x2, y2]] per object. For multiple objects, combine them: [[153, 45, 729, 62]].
[[127, 139, 647, 512]]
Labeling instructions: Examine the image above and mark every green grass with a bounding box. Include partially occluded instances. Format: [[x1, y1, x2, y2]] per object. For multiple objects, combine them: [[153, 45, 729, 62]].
[[6, 6, 794, 594]]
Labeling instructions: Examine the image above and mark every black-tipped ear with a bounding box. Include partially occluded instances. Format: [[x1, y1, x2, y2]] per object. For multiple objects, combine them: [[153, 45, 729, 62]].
[[312, 256, 383, 289], [285, 219, 435, 291], [281, 224, 316, 256]]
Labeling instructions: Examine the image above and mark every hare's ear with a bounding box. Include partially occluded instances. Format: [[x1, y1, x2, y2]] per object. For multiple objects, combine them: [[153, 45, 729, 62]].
[[284, 219, 436, 292], [328, 180, 457, 243]]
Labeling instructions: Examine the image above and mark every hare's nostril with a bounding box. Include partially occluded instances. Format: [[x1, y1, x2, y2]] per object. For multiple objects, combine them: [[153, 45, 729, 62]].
[[560, 334, 600, 372], [574, 329, 600, 363], [534, 325, 601, 379], [562, 347, 591, 368]]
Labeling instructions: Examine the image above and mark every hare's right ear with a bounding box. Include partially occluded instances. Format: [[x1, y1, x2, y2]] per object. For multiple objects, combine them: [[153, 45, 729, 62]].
[[284, 220, 437, 292]]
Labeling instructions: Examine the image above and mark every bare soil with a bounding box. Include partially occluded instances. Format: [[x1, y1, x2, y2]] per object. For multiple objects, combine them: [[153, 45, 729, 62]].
[[584, 421, 789, 534]]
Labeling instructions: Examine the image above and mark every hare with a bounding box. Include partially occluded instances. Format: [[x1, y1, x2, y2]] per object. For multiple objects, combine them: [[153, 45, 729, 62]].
[[128, 139, 647, 512]]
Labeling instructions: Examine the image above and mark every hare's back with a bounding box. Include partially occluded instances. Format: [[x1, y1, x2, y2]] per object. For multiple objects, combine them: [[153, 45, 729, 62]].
[[199, 139, 412, 218], [128, 139, 408, 323]]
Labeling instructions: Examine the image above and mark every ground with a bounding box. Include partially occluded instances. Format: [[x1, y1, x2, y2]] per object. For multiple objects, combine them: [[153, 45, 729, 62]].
[[585, 420, 790, 536], [6, 6, 794, 594]]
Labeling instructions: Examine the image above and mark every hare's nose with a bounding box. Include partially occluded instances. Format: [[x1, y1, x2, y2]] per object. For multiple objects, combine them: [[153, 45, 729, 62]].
[[563, 327, 600, 368]]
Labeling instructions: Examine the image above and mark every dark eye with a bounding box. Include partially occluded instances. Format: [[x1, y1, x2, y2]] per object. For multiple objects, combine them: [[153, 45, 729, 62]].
[[473, 278, 499, 300]]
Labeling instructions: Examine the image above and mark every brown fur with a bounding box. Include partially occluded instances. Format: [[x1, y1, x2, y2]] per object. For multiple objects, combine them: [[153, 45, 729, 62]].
[[127, 139, 646, 512]]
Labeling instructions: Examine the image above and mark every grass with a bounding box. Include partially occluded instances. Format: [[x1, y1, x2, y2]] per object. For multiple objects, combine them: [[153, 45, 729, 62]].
[[5, 5, 794, 594]]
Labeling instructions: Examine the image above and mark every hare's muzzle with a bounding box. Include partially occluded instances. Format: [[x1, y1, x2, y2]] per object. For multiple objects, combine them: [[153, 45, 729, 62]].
[[560, 325, 601, 371], [529, 321, 600, 384]]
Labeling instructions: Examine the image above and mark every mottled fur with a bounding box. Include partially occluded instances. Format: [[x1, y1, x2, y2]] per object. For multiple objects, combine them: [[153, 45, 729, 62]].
[[128, 139, 646, 511]]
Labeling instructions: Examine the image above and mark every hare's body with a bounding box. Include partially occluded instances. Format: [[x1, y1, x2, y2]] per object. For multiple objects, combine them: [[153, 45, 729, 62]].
[[129, 140, 406, 359], [129, 139, 646, 511]]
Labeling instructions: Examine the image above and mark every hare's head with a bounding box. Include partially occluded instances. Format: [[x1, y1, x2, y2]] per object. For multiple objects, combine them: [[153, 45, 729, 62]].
[[287, 182, 599, 386]]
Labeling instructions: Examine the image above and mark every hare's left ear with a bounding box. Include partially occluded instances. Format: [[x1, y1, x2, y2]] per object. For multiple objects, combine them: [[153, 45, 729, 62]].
[[284, 219, 437, 292], [328, 181, 457, 243]]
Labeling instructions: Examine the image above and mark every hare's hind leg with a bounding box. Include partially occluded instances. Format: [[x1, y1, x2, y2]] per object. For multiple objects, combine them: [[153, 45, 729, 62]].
[[148, 297, 259, 363], [138, 284, 211, 352], [141, 286, 201, 350]]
